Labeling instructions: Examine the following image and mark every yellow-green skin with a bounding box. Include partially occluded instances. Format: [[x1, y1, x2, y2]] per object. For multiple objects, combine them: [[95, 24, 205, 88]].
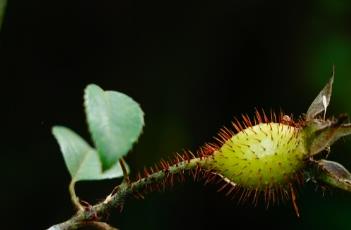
[[205, 123, 308, 190]]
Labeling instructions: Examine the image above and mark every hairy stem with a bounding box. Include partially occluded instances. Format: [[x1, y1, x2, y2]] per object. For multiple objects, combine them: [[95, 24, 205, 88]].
[[48, 157, 206, 230]]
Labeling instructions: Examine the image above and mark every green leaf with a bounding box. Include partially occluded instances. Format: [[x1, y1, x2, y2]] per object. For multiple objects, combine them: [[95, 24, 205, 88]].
[[314, 159, 351, 192], [52, 126, 125, 182], [84, 84, 144, 171], [306, 74, 334, 120]]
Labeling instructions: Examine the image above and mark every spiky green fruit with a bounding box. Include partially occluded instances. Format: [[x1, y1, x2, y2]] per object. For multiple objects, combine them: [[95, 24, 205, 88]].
[[204, 122, 307, 190]]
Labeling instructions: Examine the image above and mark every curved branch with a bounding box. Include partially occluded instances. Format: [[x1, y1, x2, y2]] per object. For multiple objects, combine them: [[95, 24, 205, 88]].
[[47, 157, 205, 230]]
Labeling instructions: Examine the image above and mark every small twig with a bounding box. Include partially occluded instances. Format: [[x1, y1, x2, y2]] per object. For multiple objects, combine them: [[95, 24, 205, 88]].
[[69, 181, 84, 211], [119, 158, 130, 184]]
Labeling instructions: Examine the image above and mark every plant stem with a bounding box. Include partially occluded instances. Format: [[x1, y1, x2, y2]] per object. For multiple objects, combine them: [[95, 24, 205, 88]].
[[69, 181, 84, 211], [48, 157, 206, 230]]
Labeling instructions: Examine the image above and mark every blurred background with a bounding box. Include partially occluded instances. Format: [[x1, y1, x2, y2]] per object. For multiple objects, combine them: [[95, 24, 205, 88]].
[[1, 0, 351, 229]]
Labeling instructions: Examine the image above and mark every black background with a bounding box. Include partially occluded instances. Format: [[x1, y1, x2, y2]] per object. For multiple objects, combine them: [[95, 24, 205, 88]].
[[1, 0, 351, 229]]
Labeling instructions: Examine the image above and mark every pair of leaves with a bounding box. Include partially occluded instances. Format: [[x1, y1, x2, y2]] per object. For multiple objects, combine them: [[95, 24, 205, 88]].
[[53, 85, 144, 182]]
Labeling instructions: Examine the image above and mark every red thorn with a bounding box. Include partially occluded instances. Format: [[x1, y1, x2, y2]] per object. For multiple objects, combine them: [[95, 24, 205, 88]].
[[289, 183, 300, 218], [150, 166, 155, 174], [154, 165, 160, 171], [143, 168, 150, 177], [238, 188, 247, 204], [176, 153, 185, 161], [204, 173, 217, 185], [225, 185, 236, 196], [255, 109, 263, 123], [252, 188, 259, 206], [189, 151, 196, 158], [217, 182, 229, 192], [262, 109, 269, 123], [160, 160, 167, 170]]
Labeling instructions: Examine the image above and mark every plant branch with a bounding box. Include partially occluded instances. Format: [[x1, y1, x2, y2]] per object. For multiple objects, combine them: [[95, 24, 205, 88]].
[[48, 157, 206, 230]]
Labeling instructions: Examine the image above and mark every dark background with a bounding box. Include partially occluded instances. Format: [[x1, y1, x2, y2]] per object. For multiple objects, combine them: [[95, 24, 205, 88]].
[[1, 0, 351, 229]]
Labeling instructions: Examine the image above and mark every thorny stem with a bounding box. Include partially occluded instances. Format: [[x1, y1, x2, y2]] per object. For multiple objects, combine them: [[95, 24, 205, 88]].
[[48, 157, 206, 230]]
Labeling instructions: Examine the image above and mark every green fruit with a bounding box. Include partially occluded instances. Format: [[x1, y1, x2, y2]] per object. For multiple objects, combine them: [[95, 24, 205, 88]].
[[204, 122, 307, 190]]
